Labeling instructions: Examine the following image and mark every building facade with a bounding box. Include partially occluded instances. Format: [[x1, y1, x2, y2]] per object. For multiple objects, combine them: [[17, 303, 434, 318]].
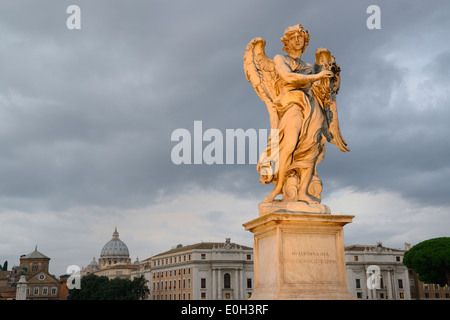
[[137, 238, 254, 300], [18, 246, 60, 300], [345, 242, 411, 300]]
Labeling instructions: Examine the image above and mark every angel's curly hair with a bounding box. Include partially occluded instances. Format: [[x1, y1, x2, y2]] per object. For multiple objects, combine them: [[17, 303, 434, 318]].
[[280, 24, 310, 53]]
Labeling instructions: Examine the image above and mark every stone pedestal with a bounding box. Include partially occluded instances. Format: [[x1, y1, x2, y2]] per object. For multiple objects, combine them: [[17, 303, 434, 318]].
[[243, 205, 354, 300], [15, 275, 28, 300]]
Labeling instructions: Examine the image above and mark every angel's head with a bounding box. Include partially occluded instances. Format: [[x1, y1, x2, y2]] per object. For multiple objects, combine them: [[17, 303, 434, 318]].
[[281, 24, 310, 54]]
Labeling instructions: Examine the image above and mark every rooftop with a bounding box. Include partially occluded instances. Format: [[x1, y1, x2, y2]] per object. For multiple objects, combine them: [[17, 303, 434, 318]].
[[345, 243, 404, 253], [150, 238, 252, 259], [21, 246, 50, 260]]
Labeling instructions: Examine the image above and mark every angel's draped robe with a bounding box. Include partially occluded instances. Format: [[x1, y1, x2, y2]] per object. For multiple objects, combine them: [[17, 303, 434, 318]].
[[257, 59, 327, 186]]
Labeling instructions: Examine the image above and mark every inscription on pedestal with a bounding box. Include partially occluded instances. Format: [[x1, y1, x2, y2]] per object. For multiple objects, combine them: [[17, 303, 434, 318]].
[[283, 233, 339, 284], [285, 250, 337, 265]]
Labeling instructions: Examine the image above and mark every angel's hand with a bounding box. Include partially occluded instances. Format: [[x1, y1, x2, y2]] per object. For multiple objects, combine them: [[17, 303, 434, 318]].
[[318, 70, 334, 79]]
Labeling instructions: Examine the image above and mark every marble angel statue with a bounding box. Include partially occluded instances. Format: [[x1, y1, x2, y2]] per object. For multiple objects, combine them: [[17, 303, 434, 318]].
[[244, 24, 349, 206]]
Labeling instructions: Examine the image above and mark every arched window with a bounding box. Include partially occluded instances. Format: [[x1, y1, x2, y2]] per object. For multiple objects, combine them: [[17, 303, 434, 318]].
[[224, 273, 231, 289]]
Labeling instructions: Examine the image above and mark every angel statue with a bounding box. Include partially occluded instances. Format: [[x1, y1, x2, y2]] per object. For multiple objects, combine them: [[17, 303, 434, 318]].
[[244, 24, 349, 210]]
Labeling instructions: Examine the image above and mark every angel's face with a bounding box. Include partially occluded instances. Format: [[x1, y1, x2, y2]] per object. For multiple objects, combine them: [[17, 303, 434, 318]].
[[287, 32, 304, 52]]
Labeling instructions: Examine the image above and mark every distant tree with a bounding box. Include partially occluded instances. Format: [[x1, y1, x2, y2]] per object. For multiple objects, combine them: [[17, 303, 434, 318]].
[[403, 237, 450, 287], [68, 274, 110, 300], [68, 274, 148, 300], [2, 261, 7, 271]]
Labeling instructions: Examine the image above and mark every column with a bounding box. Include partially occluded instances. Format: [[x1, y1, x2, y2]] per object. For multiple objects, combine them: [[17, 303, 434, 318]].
[[240, 268, 245, 299], [386, 269, 393, 300], [217, 269, 222, 300], [235, 269, 239, 300], [212, 268, 217, 300]]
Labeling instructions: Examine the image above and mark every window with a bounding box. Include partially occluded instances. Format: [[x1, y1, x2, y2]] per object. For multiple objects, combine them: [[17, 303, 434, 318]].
[[224, 273, 231, 289], [396, 256, 401, 262], [247, 278, 252, 289], [43, 287, 48, 295], [201, 278, 206, 289], [225, 293, 230, 299], [353, 256, 358, 261], [356, 292, 362, 299], [33, 287, 39, 295], [201, 254, 206, 260], [435, 293, 440, 299], [355, 279, 361, 289], [399, 292, 404, 299], [247, 255, 251, 260], [32, 264, 38, 272], [398, 279, 403, 289], [201, 292, 206, 299]]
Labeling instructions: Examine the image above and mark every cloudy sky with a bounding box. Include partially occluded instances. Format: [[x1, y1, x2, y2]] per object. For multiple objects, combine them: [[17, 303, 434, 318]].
[[0, 0, 449, 277]]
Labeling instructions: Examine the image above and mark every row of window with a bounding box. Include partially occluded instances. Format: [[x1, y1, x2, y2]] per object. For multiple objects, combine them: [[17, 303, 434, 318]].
[[152, 291, 254, 300], [27, 287, 57, 296], [153, 254, 192, 267], [22, 263, 48, 273], [358, 292, 450, 299], [200, 277, 253, 290], [153, 253, 253, 267], [422, 292, 450, 299], [356, 292, 405, 299], [152, 267, 191, 278], [153, 293, 191, 300], [352, 255, 401, 262], [354, 278, 404, 289], [152, 275, 254, 292], [153, 278, 191, 291], [423, 283, 450, 290], [199, 254, 252, 260]]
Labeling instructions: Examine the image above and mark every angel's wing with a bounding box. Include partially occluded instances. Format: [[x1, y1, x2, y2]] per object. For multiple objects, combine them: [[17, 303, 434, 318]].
[[313, 48, 349, 152], [244, 38, 279, 127]]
